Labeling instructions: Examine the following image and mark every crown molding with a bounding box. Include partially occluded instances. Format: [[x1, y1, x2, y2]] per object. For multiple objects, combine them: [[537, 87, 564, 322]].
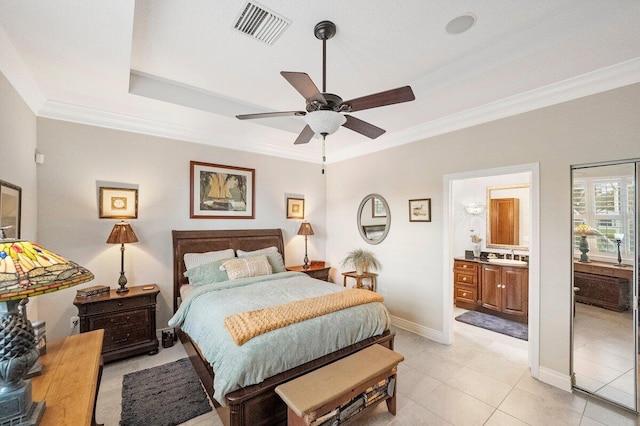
[[330, 57, 640, 163], [29, 58, 640, 165]]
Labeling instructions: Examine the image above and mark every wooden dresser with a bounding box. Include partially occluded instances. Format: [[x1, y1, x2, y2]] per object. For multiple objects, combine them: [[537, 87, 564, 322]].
[[74, 284, 160, 362]]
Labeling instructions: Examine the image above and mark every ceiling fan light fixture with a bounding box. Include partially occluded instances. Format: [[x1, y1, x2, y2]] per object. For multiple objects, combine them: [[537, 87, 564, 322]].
[[304, 110, 346, 135]]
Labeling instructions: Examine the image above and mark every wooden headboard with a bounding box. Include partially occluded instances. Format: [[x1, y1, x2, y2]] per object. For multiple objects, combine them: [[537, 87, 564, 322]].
[[172, 229, 285, 313]]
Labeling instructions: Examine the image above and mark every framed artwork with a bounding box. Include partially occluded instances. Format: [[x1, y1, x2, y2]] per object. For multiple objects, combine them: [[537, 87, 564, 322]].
[[190, 161, 255, 219], [0, 180, 21, 238], [286, 198, 305, 219], [99, 187, 138, 219], [372, 197, 387, 218], [409, 198, 431, 222]]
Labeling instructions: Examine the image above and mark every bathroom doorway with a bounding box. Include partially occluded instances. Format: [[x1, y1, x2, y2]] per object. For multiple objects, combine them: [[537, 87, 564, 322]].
[[443, 163, 540, 379]]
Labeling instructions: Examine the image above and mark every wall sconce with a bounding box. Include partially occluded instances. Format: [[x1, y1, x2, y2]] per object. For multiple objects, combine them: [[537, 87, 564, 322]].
[[464, 203, 485, 215]]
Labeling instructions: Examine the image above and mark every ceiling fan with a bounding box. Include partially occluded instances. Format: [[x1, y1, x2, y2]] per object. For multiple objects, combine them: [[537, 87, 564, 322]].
[[236, 20, 416, 146]]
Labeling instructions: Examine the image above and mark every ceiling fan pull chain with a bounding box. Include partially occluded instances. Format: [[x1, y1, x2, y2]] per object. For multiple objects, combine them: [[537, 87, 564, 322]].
[[322, 134, 326, 174]]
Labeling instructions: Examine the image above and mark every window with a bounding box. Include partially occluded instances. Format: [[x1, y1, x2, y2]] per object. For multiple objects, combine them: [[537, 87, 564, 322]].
[[573, 176, 635, 261]]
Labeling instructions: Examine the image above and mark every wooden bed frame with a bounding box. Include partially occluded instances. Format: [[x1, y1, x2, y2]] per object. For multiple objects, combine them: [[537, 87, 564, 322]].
[[172, 229, 394, 426]]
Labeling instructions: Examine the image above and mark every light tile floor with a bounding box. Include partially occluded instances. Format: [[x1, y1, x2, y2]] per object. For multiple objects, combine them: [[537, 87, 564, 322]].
[[96, 317, 640, 425]]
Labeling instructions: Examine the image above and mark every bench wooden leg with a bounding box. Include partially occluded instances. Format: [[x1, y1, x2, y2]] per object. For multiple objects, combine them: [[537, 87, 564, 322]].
[[385, 394, 396, 415]]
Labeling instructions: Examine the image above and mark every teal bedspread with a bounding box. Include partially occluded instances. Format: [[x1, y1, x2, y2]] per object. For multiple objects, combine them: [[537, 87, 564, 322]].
[[168, 271, 390, 404]]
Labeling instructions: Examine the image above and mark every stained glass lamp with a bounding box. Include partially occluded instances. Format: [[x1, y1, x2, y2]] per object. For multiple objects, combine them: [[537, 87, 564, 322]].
[[297, 222, 314, 269], [0, 232, 94, 425]]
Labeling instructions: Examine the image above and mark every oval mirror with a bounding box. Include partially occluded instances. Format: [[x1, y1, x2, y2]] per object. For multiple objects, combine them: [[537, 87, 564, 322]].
[[357, 194, 390, 245]]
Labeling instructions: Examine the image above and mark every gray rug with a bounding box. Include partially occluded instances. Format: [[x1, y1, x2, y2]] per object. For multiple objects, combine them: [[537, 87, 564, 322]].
[[121, 358, 212, 426], [455, 311, 528, 341]]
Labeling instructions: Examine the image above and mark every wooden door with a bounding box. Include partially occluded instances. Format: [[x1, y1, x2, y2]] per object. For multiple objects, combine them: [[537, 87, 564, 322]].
[[501, 267, 528, 316], [490, 198, 520, 245], [481, 264, 502, 311]]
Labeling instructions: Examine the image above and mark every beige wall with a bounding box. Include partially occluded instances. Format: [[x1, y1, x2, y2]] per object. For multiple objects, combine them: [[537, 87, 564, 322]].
[[36, 119, 327, 340], [325, 83, 640, 382]]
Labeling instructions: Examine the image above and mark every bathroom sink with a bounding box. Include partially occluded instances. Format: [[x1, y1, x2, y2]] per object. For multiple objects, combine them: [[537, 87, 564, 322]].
[[488, 258, 528, 266]]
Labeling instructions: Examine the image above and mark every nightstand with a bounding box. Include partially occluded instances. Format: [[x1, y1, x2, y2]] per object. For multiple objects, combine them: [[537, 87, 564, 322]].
[[287, 262, 331, 281], [73, 284, 160, 362]]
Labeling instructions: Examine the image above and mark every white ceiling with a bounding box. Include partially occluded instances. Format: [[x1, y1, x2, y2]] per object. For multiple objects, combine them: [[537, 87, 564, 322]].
[[1, 1, 639, 163]]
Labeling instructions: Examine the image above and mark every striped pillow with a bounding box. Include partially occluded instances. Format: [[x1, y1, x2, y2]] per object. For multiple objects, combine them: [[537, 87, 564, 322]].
[[220, 255, 273, 280]]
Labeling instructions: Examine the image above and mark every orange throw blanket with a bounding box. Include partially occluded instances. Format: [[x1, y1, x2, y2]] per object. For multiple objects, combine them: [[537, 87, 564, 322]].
[[224, 288, 384, 345]]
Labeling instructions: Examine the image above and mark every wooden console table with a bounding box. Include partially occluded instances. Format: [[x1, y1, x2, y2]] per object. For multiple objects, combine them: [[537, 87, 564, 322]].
[[32, 329, 104, 426]]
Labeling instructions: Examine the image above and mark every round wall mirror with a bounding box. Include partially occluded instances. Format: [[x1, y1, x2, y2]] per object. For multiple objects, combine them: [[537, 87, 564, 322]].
[[357, 194, 390, 245]]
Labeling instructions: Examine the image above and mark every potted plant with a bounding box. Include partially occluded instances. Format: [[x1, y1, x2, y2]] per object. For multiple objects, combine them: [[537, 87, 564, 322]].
[[341, 248, 381, 276]]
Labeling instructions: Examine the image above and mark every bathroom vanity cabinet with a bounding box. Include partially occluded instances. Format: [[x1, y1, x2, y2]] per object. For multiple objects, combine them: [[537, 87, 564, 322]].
[[480, 263, 528, 317], [454, 258, 528, 322]]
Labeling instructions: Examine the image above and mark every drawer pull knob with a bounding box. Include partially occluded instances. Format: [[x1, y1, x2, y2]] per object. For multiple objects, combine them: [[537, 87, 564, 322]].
[[462, 277, 467, 281], [463, 265, 467, 268], [462, 292, 467, 297], [118, 302, 123, 307]]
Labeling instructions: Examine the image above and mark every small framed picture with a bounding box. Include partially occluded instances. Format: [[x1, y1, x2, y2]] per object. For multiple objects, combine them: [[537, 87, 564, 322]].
[[190, 161, 255, 219], [0, 180, 22, 238], [287, 197, 305, 219], [99, 187, 138, 219], [409, 198, 431, 222]]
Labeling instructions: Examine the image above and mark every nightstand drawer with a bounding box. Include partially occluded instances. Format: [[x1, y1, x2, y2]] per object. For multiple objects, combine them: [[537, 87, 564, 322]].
[[304, 268, 330, 280], [79, 296, 154, 315], [103, 326, 152, 350], [89, 309, 148, 331]]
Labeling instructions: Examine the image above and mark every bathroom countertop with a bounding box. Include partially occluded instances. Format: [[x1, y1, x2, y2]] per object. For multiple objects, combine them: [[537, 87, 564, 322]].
[[454, 256, 529, 268]]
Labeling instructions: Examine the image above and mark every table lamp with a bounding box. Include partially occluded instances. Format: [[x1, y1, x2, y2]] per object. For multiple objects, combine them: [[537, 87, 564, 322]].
[[614, 233, 624, 266], [297, 222, 314, 269], [0, 230, 94, 425], [574, 224, 600, 263], [106, 221, 138, 294]]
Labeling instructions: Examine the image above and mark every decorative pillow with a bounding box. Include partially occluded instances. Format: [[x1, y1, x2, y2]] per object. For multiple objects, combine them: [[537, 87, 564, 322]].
[[236, 246, 286, 273], [184, 249, 235, 270], [220, 255, 273, 280], [183, 258, 233, 286]]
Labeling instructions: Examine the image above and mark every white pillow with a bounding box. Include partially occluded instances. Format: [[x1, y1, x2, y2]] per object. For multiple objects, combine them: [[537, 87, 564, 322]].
[[220, 255, 273, 280], [184, 248, 235, 270], [236, 246, 278, 257]]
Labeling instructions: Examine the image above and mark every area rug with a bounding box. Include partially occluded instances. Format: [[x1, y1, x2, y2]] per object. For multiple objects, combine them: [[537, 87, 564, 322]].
[[121, 358, 212, 426], [455, 311, 528, 341]]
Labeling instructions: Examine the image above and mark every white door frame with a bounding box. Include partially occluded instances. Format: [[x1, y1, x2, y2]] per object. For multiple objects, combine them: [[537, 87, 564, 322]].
[[442, 162, 540, 378]]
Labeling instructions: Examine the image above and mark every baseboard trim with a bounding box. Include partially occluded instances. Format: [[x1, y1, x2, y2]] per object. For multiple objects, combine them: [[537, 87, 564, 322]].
[[390, 315, 447, 344], [537, 366, 572, 392]]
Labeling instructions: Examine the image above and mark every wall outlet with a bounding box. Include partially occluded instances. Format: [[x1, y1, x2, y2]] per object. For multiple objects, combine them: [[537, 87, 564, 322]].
[[70, 315, 79, 331]]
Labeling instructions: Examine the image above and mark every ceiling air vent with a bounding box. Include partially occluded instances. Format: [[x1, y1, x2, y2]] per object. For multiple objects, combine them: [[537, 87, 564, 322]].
[[233, 1, 291, 45]]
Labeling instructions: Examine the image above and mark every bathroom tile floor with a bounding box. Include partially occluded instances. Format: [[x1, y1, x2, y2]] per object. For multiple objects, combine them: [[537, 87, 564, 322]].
[[96, 312, 639, 425]]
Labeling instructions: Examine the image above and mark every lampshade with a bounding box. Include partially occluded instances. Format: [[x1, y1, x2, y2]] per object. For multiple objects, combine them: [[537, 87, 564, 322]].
[[106, 221, 139, 244], [0, 238, 93, 425], [297, 222, 315, 236], [574, 224, 600, 236], [304, 110, 346, 135], [0, 240, 94, 299]]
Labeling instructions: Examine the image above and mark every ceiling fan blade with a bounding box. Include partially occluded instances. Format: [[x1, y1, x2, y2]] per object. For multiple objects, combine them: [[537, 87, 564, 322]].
[[281, 72, 327, 105], [343, 86, 415, 112], [342, 115, 386, 139], [236, 111, 306, 120], [294, 125, 315, 145]]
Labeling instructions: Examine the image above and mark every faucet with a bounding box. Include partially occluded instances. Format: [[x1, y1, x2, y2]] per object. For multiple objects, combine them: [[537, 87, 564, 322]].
[[510, 249, 515, 259]]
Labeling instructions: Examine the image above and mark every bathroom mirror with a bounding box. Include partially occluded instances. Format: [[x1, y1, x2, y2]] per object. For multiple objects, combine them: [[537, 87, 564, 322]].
[[486, 184, 530, 250], [357, 194, 390, 245], [571, 160, 638, 411]]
